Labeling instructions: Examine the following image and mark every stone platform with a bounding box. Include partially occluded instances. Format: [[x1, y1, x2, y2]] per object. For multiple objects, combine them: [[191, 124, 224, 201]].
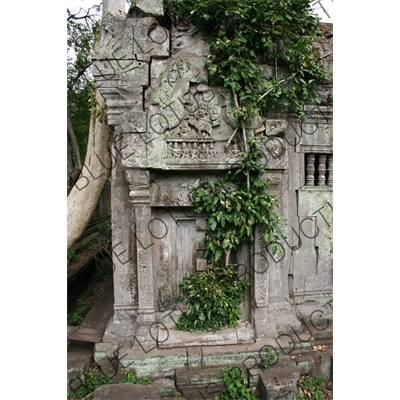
[[88, 344, 333, 400], [68, 288, 332, 399]]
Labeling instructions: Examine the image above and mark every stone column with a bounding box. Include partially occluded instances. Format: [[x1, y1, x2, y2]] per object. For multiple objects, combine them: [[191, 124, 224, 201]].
[[124, 169, 156, 347]]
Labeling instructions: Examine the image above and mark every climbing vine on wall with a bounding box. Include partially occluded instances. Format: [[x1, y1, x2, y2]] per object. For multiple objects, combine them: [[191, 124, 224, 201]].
[[190, 138, 283, 265], [166, 0, 331, 123], [168, 0, 332, 332], [175, 139, 284, 332]]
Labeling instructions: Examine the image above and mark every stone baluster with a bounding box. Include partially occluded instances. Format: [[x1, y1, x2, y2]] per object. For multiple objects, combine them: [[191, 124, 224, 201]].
[[306, 153, 315, 186], [327, 154, 333, 186], [317, 154, 327, 186]]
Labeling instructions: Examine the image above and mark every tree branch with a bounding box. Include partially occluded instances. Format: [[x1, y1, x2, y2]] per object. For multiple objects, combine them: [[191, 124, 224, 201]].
[[257, 52, 332, 103], [67, 62, 92, 92]]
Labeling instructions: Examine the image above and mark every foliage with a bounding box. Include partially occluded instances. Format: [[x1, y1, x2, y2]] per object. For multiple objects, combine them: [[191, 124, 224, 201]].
[[296, 375, 328, 400], [92, 258, 111, 283], [175, 264, 250, 332], [67, 5, 102, 162], [118, 371, 152, 385], [259, 347, 275, 369], [175, 140, 283, 332], [214, 366, 258, 400], [166, 0, 331, 122], [96, 218, 111, 239], [190, 138, 283, 264], [68, 249, 78, 263], [68, 369, 112, 399], [67, 298, 87, 326], [170, 0, 330, 333]]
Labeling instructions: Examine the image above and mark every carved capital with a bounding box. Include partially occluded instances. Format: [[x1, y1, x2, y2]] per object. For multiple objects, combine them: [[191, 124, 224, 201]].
[[124, 169, 150, 203]]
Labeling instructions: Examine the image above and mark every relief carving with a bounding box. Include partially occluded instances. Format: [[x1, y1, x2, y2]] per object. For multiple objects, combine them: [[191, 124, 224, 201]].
[[166, 141, 218, 162]]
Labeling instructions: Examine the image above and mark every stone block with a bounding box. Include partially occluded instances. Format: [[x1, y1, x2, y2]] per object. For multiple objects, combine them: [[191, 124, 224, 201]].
[[159, 327, 238, 349], [201, 343, 261, 369], [313, 351, 332, 380], [196, 258, 207, 271], [132, 0, 164, 17], [258, 366, 302, 400], [133, 17, 169, 58], [120, 133, 147, 169], [94, 343, 122, 363], [171, 27, 211, 57], [176, 367, 225, 400], [293, 353, 316, 375], [236, 322, 256, 344], [187, 346, 202, 370], [121, 110, 148, 133], [93, 379, 176, 400], [117, 347, 188, 377]]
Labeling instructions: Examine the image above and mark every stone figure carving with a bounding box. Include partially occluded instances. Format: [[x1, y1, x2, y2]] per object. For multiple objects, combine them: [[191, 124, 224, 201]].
[[181, 142, 190, 158], [208, 143, 217, 157], [188, 103, 211, 137], [172, 142, 181, 158], [191, 142, 199, 158], [151, 60, 222, 148], [231, 143, 240, 156]]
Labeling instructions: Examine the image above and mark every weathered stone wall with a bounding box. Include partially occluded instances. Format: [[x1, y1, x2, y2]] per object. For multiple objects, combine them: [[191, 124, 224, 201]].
[[93, 0, 333, 347]]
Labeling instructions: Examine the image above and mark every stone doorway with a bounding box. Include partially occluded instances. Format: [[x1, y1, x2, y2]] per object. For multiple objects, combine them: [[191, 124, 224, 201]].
[[151, 207, 251, 328]]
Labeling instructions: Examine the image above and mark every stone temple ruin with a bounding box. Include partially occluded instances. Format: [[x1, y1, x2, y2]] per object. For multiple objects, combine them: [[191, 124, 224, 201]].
[[93, 0, 333, 375]]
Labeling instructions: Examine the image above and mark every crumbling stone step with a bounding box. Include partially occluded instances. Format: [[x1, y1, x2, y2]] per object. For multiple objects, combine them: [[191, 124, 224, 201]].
[[67, 342, 94, 394], [176, 365, 261, 399], [92, 380, 176, 400], [176, 367, 226, 399], [257, 366, 302, 400]]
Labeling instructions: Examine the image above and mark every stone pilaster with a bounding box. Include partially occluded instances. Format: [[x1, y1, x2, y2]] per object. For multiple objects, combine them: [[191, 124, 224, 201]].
[[124, 169, 156, 347], [252, 134, 303, 341]]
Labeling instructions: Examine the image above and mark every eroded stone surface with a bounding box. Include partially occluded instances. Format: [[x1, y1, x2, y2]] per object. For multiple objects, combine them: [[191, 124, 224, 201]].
[[93, 380, 176, 400]]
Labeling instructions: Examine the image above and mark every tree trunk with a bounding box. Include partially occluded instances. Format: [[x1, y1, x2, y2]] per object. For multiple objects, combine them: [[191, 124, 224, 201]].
[[67, 107, 82, 170], [67, 90, 111, 249]]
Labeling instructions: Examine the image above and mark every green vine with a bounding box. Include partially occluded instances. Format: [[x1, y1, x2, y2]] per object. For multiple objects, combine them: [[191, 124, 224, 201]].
[[175, 139, 283, 332], [190, 138, 283, 265], [175, 264, 251, 332], [169, 0, 331, 332], [167, 0, 331, 122], [214, 366, 258, 400]]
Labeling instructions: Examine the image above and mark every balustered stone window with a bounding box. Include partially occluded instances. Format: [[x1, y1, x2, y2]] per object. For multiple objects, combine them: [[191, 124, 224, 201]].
[[305, 153, 333, 186]]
